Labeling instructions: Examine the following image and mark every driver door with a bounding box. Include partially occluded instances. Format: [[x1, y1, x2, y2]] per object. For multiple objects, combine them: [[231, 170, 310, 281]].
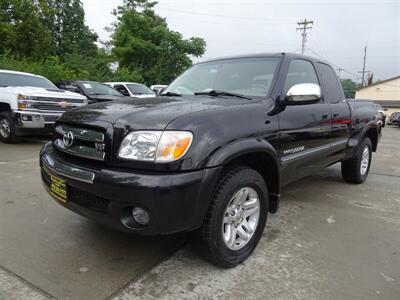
[[278, 59, 332, 185]]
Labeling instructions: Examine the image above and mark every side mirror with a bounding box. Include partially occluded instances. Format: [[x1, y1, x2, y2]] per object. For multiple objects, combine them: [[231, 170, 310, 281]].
[[64, 85, 79, 93], [285, 83, 321, 105]]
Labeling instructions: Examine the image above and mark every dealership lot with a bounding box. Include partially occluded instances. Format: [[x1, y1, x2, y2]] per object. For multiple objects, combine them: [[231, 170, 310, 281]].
[[1, 128, 399, 300]]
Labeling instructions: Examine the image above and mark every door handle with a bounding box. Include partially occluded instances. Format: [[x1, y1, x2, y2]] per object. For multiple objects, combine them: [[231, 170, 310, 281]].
[[322, 114, 329, 119], [333, 113, 340, 117]]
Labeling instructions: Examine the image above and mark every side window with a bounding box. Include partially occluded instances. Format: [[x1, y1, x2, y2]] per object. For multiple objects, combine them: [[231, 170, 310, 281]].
[[284, 60, 319, 94], [318, 63, 344, 103], [114, 84, 130, 96]]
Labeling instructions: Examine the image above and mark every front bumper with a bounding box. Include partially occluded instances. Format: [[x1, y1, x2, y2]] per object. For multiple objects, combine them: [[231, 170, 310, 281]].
[[40, 143, 222, 235], [13, 110, 61, 136]]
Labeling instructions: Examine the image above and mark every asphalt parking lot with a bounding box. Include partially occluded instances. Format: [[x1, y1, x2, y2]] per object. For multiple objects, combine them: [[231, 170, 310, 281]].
[[1, 127, 399, 300]]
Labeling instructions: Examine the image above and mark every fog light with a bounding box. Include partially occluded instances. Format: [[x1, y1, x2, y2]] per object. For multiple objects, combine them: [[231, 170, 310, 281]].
[[132, 207, 149, 225], [22, 116, 28, 121]]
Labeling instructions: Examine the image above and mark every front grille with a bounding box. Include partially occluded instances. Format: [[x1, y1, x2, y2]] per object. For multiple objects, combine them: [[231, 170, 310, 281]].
[[53, 124, 106, 161], [32, 102, 78, 112], [35, 97, 85, 104], [69, 187, 110, 212]]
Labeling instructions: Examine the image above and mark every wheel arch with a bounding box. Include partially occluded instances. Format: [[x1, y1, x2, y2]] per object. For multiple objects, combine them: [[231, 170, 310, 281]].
[[364, 126, 379, 152], [0, 102, 11, 112], [206, 138, 281, 214], [348, 121, 380, 153]]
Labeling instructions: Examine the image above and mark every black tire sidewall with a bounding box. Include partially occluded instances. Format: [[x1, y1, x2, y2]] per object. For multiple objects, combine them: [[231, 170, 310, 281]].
[[0, 112, 16, 143], [207, 168, 268, 267]]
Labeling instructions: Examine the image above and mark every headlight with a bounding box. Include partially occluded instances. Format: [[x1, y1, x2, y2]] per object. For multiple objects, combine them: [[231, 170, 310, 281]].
[[118, 131, 193, 162], [18, 94, 37, 100], [18, 95, 37, 109]]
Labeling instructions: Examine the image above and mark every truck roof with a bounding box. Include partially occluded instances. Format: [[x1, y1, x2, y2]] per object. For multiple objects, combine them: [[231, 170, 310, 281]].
[[105, 82, 142, 85], [201, 52, 330, 65], [0, 69, 44, 78]]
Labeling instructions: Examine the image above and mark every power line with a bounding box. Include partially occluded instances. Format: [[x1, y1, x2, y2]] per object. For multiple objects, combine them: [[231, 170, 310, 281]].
[[158, 8, 296, 23], [336, 67, 344, 79], [296, 19, 313, 55], [306, 47, 359, 79]]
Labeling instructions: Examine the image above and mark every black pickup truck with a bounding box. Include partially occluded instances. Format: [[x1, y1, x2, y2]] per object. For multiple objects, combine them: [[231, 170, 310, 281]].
[[40, 53, 380, 267]]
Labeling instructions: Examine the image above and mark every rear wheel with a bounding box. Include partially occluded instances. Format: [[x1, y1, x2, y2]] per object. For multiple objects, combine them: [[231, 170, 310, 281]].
[[341, 137, 372, 184], [0, 112, 19, 144], [197, 167, 268, 268]]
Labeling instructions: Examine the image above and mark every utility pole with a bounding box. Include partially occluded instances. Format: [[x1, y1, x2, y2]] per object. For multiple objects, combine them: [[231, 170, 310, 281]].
[[336, 67, 344, 79], [357, 70, 370, 86], [361, 45, 367, 86], [296, 19, 313, 55]]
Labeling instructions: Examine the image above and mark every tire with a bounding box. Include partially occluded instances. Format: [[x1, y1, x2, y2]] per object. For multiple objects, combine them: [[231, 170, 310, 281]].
[[197, 167, 269, 268], [0, 112, 19, 144], [341, 137, 372, 184]]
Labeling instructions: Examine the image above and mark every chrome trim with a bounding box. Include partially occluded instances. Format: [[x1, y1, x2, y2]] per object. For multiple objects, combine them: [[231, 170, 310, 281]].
[[42, 152, 95, 184], [281, 144, 330, 163], [54, 139, 105, 161], [55, 125, 104, 143], [15, 110, 62, 128], [286, 83, 321, 103]]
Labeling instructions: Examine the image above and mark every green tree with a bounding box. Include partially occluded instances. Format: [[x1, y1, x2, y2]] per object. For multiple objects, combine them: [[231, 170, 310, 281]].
[[111, 0, 206, 84], [40, 0, 98, 58], [0, 0, 53, 58], [341, 79, 358, 98]]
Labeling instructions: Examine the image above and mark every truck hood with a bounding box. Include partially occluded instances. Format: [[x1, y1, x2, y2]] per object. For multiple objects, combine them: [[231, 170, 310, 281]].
[[11, 86, 86, 100], [59, 96, 262, 130], [87, 94, 126, 102]]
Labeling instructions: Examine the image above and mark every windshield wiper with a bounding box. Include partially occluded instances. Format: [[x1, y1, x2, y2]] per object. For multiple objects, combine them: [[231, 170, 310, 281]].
[[160, 91, 182, 97], [194, 90, 252, 100]]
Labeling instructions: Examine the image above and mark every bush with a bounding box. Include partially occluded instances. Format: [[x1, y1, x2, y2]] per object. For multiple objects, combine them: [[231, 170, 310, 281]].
[[0, 52, 145, 84]]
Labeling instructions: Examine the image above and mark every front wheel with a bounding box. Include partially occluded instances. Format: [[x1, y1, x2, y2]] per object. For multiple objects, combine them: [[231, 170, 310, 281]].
[[341, 137, 372, 184], [197, 167, 268, 268], [0, 112, 19, 144]]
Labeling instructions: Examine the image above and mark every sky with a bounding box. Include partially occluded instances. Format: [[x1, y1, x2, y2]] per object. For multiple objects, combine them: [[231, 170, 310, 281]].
[[81, 0, 400, 82]]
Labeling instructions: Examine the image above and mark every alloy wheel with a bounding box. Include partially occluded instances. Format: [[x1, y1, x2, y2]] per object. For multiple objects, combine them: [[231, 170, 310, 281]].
[[221, 187, 260, 250]]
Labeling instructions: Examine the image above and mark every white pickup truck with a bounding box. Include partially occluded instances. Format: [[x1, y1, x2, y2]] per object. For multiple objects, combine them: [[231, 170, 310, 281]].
[[0, 70, 88, 143]]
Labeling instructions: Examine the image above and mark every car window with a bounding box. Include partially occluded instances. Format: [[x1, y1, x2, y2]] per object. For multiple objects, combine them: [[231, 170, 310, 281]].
[[284, 60, 319, 94], [80, 82, 123, 96], [0, 72, 57, 89], [164, 57, 281, 98], [317, 63, 344, 103], [126, 83, 155, 95], [114, 84, 131, 96]]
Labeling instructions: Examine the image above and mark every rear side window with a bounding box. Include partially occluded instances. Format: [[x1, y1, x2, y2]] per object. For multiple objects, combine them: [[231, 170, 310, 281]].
[[284, 60, 319, 94], [318, 63, 344, 103], [114, 84, 130, 96]]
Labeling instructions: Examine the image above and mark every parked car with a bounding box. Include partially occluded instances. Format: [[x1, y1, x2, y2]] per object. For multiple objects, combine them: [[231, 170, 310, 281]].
[[377, 110, 386, 128], [374, 104, 386, 130], [105, 82, 155, 98], [0, 70, 87, 143], [40, 53, 381, 267], [150, 84, 168, 94], [387, 112, 400, 126], [57, 80, 126, 104]]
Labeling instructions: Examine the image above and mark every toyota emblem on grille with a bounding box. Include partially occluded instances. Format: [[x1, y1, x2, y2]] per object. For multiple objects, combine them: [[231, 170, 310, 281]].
[[63, 131, 74, 147]]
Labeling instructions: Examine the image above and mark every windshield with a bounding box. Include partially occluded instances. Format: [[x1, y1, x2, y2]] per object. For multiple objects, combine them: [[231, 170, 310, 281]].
[[163, 57, 280, 98], [0, 72, 57, 89], [81, 82, 123, 96], [126, 83, 155, 95]]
